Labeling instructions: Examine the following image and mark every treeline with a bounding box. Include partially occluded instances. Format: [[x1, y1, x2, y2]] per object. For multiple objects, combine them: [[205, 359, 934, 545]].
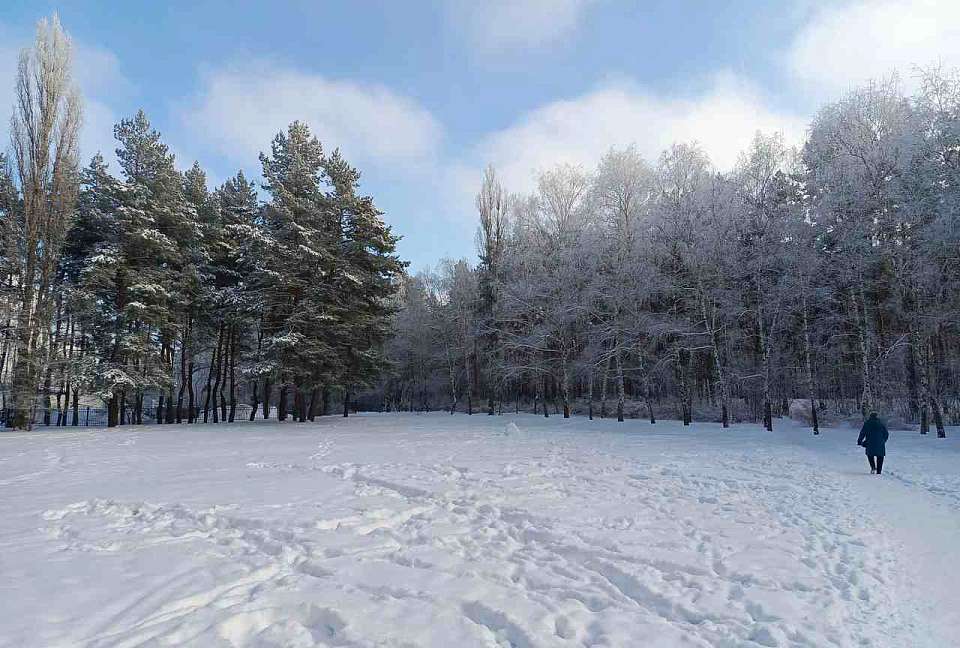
[[0, 17, 404, 430], [381, 73, 960, 437]]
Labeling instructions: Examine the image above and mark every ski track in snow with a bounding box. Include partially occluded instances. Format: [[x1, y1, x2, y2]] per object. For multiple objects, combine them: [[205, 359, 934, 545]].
[[0, 414, 957, 647]]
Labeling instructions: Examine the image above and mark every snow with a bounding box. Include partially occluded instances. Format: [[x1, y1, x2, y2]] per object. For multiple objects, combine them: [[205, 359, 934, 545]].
[[1, 413, 958, 647]]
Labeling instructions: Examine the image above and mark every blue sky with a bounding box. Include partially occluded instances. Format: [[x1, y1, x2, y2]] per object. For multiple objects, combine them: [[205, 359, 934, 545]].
[[2, 1, 958, 270]]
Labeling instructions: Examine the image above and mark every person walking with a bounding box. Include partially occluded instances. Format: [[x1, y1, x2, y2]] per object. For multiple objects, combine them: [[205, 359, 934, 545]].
[[857, 412, 889, 475]]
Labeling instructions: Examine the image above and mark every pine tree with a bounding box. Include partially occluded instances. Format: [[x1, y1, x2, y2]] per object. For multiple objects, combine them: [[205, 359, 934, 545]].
[[323, 150, 405, 415], [256, 122, 332, 420], [214, 171, 260, 422]]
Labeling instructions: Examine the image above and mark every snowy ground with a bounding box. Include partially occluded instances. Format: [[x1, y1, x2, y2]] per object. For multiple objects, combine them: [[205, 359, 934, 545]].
[[1, 414, 958, 647]]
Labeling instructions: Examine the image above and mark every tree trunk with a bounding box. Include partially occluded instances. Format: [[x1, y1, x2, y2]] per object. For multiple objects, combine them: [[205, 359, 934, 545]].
[[71, 387, 79, 426], [177, 317, 190, 423], [646, 379, 656, 425], [533, 372, 544, 418], [55, 389, 63, 426], [107, 393, 119, 428], [600, 353, 610, 419], [249, 380, 259, 421], [308, 386, 318, 422], [157, 391, 165, 424], [187, 318, 196, 422], [343, 388, 350, 418], [931, 396, 946, 438], [754, 275, 773, 432], [228, 324, 237, 423], [615, 346, 625, 422], [447, 349, 458, 414], [676, 347, 691, 425], [8, 273, 39, 430], [262, 378, 271, 420], [203, 322, 223, 423], [135, 391, 144, 425], [42, 361, 53, 426], [463, 336, 475, 416], [852, 288, 873, 416], [166, 385, 175, 424], [905, 339, 920, 423], [212, 326, 226, 423], [700, 286, 729, 428], [278, 384, 288, 421], [926, 336, 947, 438], [296, 386, 307, 423], [635, 354, 656, 425], [801, 287, 819, 435], [56, 384, 63, 427], [587, 365, 594, 420], [217, 327, 229, 422]]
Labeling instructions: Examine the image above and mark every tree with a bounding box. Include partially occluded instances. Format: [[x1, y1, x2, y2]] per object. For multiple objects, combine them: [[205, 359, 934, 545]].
[[255, 124, 404, 421], [475, 166, 509, 415], [6, 15, 82, 429], [256, 122, 331, 421], [592, 145, 659, 423], [733, 132, 794, 430], [325, 149, 405, 416], [376, 72, 960, 435]]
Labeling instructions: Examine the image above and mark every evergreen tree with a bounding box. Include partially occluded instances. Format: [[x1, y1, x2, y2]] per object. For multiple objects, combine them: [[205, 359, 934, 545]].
[[256, 122, 335, 420], [323, 150, 405, 416]]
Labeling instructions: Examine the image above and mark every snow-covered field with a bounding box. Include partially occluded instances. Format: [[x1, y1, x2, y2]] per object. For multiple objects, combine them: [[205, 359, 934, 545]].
[[1, 414, 958, 648]]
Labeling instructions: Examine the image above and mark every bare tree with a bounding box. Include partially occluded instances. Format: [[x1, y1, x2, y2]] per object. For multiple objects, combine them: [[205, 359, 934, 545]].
[[734, 132, 793, 430], [592, 145, 657, 423], [7, 15, 82, 429]]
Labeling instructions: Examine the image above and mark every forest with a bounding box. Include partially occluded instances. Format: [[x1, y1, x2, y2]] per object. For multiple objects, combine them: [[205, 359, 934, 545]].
[[0, 17, 405, 429], [382, 75, 960, 438], [3, 16, 959, 438]]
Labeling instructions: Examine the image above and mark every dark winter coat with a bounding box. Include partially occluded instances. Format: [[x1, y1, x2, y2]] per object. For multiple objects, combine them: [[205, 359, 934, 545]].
[[857, 415, 889, 457]]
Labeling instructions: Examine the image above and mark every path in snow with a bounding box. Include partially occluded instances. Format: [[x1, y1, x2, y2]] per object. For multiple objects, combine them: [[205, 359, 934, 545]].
[[0, 414, 957, 647]]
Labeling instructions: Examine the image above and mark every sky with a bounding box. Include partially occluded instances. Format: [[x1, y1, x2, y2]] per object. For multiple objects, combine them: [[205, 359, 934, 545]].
[[2, 0, 960, 271]]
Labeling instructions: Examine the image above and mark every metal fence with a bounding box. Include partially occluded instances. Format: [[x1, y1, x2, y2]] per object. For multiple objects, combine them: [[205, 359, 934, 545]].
[[3, 400, 367, 429], [6, 403, 277, 429]]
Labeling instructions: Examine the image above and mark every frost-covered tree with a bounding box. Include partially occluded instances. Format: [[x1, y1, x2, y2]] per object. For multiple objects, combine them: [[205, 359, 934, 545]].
[[592, 145, 659, 422], [6, 16, 82, 430], [475, 165, 509, 415], [378, 69, 960, 437]]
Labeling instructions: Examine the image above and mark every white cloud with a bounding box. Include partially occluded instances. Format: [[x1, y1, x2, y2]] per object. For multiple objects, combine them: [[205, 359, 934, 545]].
[[446, 0, 592, 54], [787, 0, 960, 96], [179, 62, 442, 172], [454, 73, 806, 195], [74, 43, 127, 166], [74, 41, 129, 98]]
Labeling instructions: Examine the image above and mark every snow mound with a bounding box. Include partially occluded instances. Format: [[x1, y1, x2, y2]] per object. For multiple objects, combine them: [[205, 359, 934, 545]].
[[503, 422, 521, 436]]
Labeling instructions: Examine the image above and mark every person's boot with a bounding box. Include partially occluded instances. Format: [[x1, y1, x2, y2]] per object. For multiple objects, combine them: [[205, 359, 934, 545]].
[[871, 468, 876, 474]]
